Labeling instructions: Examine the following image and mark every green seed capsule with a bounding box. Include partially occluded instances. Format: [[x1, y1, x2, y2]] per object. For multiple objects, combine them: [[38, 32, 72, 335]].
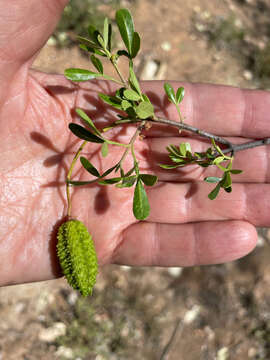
[[57, 219, 98, 297]]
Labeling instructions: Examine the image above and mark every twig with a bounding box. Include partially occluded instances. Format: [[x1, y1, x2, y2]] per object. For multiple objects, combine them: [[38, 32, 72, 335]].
[[154, 117, 232, 146], [159, 318, 182, 360], [145, 117, 270, 154]]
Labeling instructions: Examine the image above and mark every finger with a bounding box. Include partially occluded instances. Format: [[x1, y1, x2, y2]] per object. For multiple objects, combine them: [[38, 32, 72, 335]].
[[141, 136, 270, 183], [113, 220, 256, 266], [0, 0, 68, 98], [145, 182, 270, 227], [140, 81, 270, 139]]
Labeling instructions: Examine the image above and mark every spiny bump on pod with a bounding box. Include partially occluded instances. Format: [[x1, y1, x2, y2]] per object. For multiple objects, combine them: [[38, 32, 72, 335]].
[[57, 219, 98, 297]]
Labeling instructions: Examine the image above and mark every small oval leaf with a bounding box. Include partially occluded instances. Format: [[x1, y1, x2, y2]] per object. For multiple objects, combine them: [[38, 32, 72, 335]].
[[176, 87, 185, 104], [65, 68, 100, 82], [124, 89, 141, 101], [164, 83, 176, 104], [75, 108, 101, 136], [131, 31, 140, 58], [90, 55, 103, 74], [136, 101, 154, 119], [116, 8, 134, 55], [140, 174, 158, 186], [69, 123, 104, 143], [133, 179, 150, 220], [208, 183, 221, 200], [80, 157, 100, 177], [101, 142, 109, 157], [204, 176, 222, 183]]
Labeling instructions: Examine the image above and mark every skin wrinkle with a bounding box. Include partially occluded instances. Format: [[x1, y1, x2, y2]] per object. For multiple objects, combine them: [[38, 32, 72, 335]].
[[191, 222, 199, 266], [264, 145, 270, 183], [152, 222, 160, 266], [242, 89, 253, 136], [241, 183, 249, 223]]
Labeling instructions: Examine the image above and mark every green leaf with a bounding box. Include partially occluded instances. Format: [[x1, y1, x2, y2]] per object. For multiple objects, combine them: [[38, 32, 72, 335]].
[[77, 36, 101, 49], [159, 163, 181, 169], [230, 169, 243, 174], [103, 18, 109, 49], [101, 142, 109, 157], [69, 123, 104, 143], [121, 99, 132, 111], [180, 143, 187, 157], [124, 166, 136, 177], [88, 25, 101, 45], [213, 156, 225, 165], [124, 89, 141, 101], [99, 93, 122, 110], [220, 172, 232, 189], [116, 8, 134, 55], [164, 83, 176, 104], [142, 94, 151, 103], [116, 175, 137, 188], [117, 50, 130, 58], [97, 34, 105, 48], [140, 174, 158, 186], [204, 176, 222, 183], [136, 101, 154, 119], [167, 145, 181, 157], [80, 157, 100, 177], [101, 164, 118, 177], [75, 108, 101, 136], [133, 179, 150, 220], [176, 87, 185, 104], [131, 31, 140, 58], [79, 45, 106, 57], [208, 183, 221, 200], [90, 55, 103, 74], [129, 62, 141, 95], [98, 177, 121, 185], [65, 68, 101, 82]]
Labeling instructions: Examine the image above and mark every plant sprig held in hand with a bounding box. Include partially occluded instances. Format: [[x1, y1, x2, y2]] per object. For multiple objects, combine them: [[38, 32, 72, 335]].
[[57, 8, 270, 296]]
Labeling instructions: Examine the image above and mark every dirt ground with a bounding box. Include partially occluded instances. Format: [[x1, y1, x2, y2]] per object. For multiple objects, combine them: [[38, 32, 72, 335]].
[[1, 0, 270, 359]]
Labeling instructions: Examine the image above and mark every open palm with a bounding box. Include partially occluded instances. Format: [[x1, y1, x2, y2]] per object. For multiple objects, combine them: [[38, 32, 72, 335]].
[[1, 0, 270, 286]]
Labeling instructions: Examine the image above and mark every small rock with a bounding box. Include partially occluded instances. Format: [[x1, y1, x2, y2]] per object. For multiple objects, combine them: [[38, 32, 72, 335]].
[[195, 23, 206, 32], [39, 322, 67, 342], [257, 235, 265, 247], [183, 305, 201, 324], [120, 265, 132, 272], [248, 347, 258, 357], [67, 291, 78, 306], [243, 70, 253, 81], [140, 60, 159, 79], [47, 36, 57, 46], [58, 32, 67, 43], [161, 41, 172, 52], [55, 346, 73, 359], [217, 347, 229, 360], [167, 267, 183, 278]]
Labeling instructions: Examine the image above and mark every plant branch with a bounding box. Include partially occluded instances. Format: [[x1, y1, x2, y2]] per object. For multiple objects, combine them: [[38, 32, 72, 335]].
[[154, 117, 232, 146], [66, 140, 87, 217], [110, 56, 128, 87], [130, 116, 270, 154]]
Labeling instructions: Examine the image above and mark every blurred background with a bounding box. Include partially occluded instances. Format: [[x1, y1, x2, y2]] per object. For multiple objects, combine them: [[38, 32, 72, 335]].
[[1, 0, 270, 359]]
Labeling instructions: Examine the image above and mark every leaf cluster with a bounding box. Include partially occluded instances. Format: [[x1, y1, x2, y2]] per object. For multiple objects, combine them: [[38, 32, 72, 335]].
[[160, 140, 242, 199], [70, 152, 157, 221]]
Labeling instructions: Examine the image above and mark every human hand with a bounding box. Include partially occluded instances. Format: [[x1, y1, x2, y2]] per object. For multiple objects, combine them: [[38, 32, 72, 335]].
[[1, 0, 269, 286]]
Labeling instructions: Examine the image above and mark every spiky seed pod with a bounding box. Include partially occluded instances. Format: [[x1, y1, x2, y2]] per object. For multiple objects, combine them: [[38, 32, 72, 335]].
[[57, 219, 98, 297]]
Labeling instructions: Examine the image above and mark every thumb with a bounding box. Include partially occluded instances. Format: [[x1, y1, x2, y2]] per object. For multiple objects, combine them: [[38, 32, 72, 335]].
[[0, 0, 68, 80]]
